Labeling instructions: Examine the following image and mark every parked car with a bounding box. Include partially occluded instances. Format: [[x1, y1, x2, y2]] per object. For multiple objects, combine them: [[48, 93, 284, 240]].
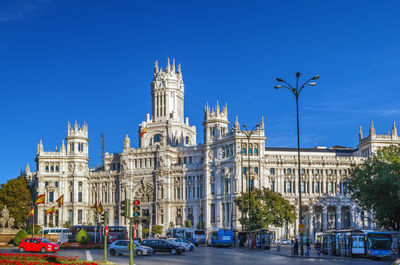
[[167, 238, 195, 251], [277, 239, 291, 245], [108, 240, 153, 256], [141, 239, 186, 254], [19, 238, 60, 253]]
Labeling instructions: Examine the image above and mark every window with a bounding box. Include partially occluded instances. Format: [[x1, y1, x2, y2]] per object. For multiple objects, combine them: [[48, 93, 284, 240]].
[[70, 192, 73, 202], [154, 134, 161, 143], [243, 167, 247, 174], [45, 165, 49, 172], [242, 148, 246, 154], [55, 182, 58, 188], [177, 188, 181, 199], [254, 148, 258, 155], [211, 183, 215, 195], [254, 167, 258, 174], [49, 192, 54, 202], [184, 157, 187, 164], [248, 148, 252, 155], [211, 204, 215, 223], [286, 181, 292, 193], [301, 182, 305, 193], [105, 192, 108, 202], [78, 210, 82, 224], [50, 165, 54, 172], [301, 168, 305, 174], [189, 187, 192, 199], [249, 179, 253, 190], [270, 168, 275, 175], [78, 192, 82, 202], [315, 181, 319, 193], [45, 181, 49, 187], [270, 181, 275, 191], [185, 136, 190, 145], [189, 157, 192, 164], [328, 182, 333, 193], [55, 165, 59, 171], [328, 169, 332, 175], [287, 168, 291, 174], [314, 169, 319, 174]]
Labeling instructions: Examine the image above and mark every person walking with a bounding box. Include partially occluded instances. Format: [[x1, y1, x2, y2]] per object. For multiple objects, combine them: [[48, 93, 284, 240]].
[[290, 239, 294, 256], [305, 241, 311, 256], [315, 240, 321, 256], [294, 239, 299, 255]]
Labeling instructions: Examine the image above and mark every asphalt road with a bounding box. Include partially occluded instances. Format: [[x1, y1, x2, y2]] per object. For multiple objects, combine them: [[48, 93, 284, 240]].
[[0, 246, 395, 265]]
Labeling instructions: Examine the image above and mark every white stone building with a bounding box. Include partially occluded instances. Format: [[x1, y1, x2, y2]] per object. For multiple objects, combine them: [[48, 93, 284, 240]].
[[26, 59, 400, 241]]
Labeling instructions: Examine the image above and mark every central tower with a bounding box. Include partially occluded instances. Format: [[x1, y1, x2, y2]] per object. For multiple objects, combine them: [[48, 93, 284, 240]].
[[151, 58, 184, 123], [138, 58, 197, 148]]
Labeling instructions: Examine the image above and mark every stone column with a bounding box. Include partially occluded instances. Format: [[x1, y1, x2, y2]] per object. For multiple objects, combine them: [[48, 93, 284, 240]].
[[309, 206, 314, 242], [322, 206, 328, 231]]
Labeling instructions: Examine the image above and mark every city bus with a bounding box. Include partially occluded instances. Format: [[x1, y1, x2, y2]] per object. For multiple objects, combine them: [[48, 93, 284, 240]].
[[69, 225, 127, 243], [254, 229, 271, 250], [364, 231, 393, 259], [166, 228, 206, 245], [208, 229, 233, 247]]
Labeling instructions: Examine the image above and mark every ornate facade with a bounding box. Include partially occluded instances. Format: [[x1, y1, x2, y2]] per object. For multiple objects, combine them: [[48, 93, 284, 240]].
[[26, 59, 400, 241]]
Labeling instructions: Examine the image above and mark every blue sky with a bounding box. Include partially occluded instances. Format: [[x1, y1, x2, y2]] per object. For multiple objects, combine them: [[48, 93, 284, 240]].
[[1, 0, 400, 183]]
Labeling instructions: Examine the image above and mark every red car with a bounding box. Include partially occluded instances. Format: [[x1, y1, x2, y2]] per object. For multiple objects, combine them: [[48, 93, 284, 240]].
[[19, 238, 59, 253]]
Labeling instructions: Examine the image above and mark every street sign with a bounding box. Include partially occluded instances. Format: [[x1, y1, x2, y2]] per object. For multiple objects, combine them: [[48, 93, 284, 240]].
[[105, 226, 109, 236], [298, 224, 305, 234]]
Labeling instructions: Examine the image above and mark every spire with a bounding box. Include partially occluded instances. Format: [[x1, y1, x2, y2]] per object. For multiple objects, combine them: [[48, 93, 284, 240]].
[[392, 121, 398, 137], [369, 120, 376, 136], [172, 58, 176, 72], [216, 100, 220, 113], [37, 139, 43, 155], [260, 116, 265, 129], [124, 134, 131, 151], [166, 57, 171, 72], [154, 60, 159, 75], [359, 126, 363, 140], [177, 63, 181, 74], [25, 163, 30, 175], [234, 115, 240, 130], [61, 140, 66, 153], [74, 120, 78, 131]]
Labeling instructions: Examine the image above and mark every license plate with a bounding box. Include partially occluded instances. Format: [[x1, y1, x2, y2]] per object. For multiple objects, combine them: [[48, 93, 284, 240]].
[[222, 236, 230, 240]]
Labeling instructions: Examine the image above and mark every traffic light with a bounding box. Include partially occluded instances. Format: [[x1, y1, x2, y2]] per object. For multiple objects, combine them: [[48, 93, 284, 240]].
[[133, 200, 140, 218], [101, 211, 108, 225], [121, 199, 130, 218]]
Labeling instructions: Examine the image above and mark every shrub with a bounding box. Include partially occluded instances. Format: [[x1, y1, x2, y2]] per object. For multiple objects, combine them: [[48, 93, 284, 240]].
[[64, 221, 71, 228], [152, 225, 163, 236], [184, 220, 192, 228], [26, 224, 41, 235], [76, 229, 90, 244], [14, 229, 28, 246]]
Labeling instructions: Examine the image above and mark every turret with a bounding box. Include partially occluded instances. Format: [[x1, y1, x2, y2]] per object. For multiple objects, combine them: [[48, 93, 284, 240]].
[[359, 126, 363, 140], [392, 121, 398, 139], [202, 101, 229, 143], [66, 121, 89, 156], [369, 120, 376, 136]]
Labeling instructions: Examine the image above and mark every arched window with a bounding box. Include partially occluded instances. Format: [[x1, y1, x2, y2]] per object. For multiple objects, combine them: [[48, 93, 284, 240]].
[[69, 210, 73, 224], [55, 165, 59, 171], [315, 181, 320, 193], [248, 148, 252, 155], [78, 210, 82, 224], [185, 136, 190, 145], [45, 164, 49, 172], [154, 134, 161, 143], [254, 148, 258, 155], [242, 147, 246, 154], [254, 167, 258, 174], [50, 165, 54, 172], [149, 138, 153, 146], [78, 192, 82, 202]]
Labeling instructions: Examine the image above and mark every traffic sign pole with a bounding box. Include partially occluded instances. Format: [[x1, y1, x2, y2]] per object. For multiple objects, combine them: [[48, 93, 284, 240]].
[[103, 211, 108, 262], [129, 217, 135, 265]]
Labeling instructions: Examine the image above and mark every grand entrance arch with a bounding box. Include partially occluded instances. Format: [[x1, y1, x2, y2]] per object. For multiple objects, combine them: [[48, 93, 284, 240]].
[[132, 183, 154, 238]]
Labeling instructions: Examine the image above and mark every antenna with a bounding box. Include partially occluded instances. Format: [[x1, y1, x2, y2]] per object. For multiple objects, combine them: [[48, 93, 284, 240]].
[[101, 133, 105, 167]]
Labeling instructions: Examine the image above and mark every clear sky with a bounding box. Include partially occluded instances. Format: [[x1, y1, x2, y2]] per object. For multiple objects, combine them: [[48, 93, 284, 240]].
[[1, 0, 400, 183]]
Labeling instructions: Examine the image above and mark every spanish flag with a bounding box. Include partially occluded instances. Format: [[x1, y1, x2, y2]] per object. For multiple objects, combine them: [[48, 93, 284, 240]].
[[140, 127, 147, 137], [27, 209, 34, 218], [45, 207, 55, 215], [97, 202, 103, 214], [56, 195, 64, 207], [91, 202, 97, 209], [35, 194, 45, 205]]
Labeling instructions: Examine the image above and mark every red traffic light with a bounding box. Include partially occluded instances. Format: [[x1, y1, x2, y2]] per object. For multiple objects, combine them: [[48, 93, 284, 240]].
[[134, 200, 140, 206]]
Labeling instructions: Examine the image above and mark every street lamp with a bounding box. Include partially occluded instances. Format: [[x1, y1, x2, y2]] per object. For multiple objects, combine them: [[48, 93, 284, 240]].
[[241, 123, 260, 248], [274, 72, 319, 256]]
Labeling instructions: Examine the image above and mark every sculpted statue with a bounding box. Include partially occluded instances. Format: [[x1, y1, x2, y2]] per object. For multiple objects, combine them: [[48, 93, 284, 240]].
[[0, 206, 17, 232]]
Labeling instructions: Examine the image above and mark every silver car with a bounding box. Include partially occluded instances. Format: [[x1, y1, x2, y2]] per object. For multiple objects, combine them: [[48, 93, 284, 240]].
[[108, 240, 153, 256]]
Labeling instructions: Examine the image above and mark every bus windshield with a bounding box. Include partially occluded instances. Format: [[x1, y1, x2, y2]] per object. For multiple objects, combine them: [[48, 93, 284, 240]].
[[367, 235, 391, 250]]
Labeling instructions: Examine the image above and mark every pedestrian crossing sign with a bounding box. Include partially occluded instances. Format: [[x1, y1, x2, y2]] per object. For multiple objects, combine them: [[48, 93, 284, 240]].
[[298, 224, 305, 234]]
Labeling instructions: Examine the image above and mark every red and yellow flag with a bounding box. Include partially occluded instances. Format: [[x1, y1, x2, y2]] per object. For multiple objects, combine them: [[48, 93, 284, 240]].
[[96, 202, 103, 214], [45, 207, 55, 215], [91, 202, 97, 209], [35, 194, 45, 205], [27, 209, 34, 218], [56, 195, 64, 207], [140, 127, 147, 137]]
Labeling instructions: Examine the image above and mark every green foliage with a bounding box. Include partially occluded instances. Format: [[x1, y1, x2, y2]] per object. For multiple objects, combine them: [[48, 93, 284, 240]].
[[196, 221, 205, 230], [14, 229, 28, 245], [152, 225, 163, 236], [64, 221, 71, 228], [347, 144, 400, 230], [26, 224, 41, 235], [75, 229, 90, 244], [184, 220, 192, 228], [234, 187, 296, 231], [142, 228, 150, 238], [0, 174, 32, 228]]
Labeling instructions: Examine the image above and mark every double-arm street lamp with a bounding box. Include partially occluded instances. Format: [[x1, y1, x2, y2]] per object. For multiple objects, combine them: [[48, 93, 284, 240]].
[[241, 124, 260, 247], [274, 72, 319, 256]]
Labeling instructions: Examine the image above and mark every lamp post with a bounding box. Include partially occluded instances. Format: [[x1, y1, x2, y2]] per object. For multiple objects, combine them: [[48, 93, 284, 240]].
[[241, 124, 260, 248], [226, 150, 243, 232], [274, 72, 319, 256]]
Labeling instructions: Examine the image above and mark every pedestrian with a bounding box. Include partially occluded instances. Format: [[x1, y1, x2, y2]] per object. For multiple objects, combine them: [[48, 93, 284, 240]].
[[305, 241, 310, 256], [294, 239, 299, 255], [315, 240, 321, 256], [290, 239, 294, 256]]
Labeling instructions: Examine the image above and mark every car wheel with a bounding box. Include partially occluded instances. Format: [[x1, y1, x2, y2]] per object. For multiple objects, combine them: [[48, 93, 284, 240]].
[[110, 249, 116, 256], [19, 247, 24, 253], [170, 248, 177, 255], [190, 246, 194, 251], [41, 247, 46, 253], [136, 250, 143, 256]]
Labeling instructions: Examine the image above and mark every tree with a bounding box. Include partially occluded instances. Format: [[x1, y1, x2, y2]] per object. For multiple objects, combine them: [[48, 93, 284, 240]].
[[196, 221, 205, 230], [76, 229, 90, 244], [347, 144, 400, 230], [14, 229, 28, 245], [0, 174, 32, 228], [234, 187, 296, 231], [142, 228, 150, 238], [152, 225, 163, 236], [184, 220, 192, 228], [26, 224, 41, 235]]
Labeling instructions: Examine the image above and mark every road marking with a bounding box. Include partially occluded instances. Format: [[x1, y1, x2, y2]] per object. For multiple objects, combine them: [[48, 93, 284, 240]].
[[86, 250, 93, 261]]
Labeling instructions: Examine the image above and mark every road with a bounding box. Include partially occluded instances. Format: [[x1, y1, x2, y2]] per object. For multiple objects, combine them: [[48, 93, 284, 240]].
[[0, 246, 395, 265]]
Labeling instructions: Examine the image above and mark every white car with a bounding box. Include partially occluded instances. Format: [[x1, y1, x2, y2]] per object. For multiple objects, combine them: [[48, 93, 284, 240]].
[[168, 238, 195, 251]]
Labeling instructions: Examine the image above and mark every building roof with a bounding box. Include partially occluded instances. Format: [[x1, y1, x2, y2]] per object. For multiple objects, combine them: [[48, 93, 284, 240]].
[[265, 146, 357, 155]]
